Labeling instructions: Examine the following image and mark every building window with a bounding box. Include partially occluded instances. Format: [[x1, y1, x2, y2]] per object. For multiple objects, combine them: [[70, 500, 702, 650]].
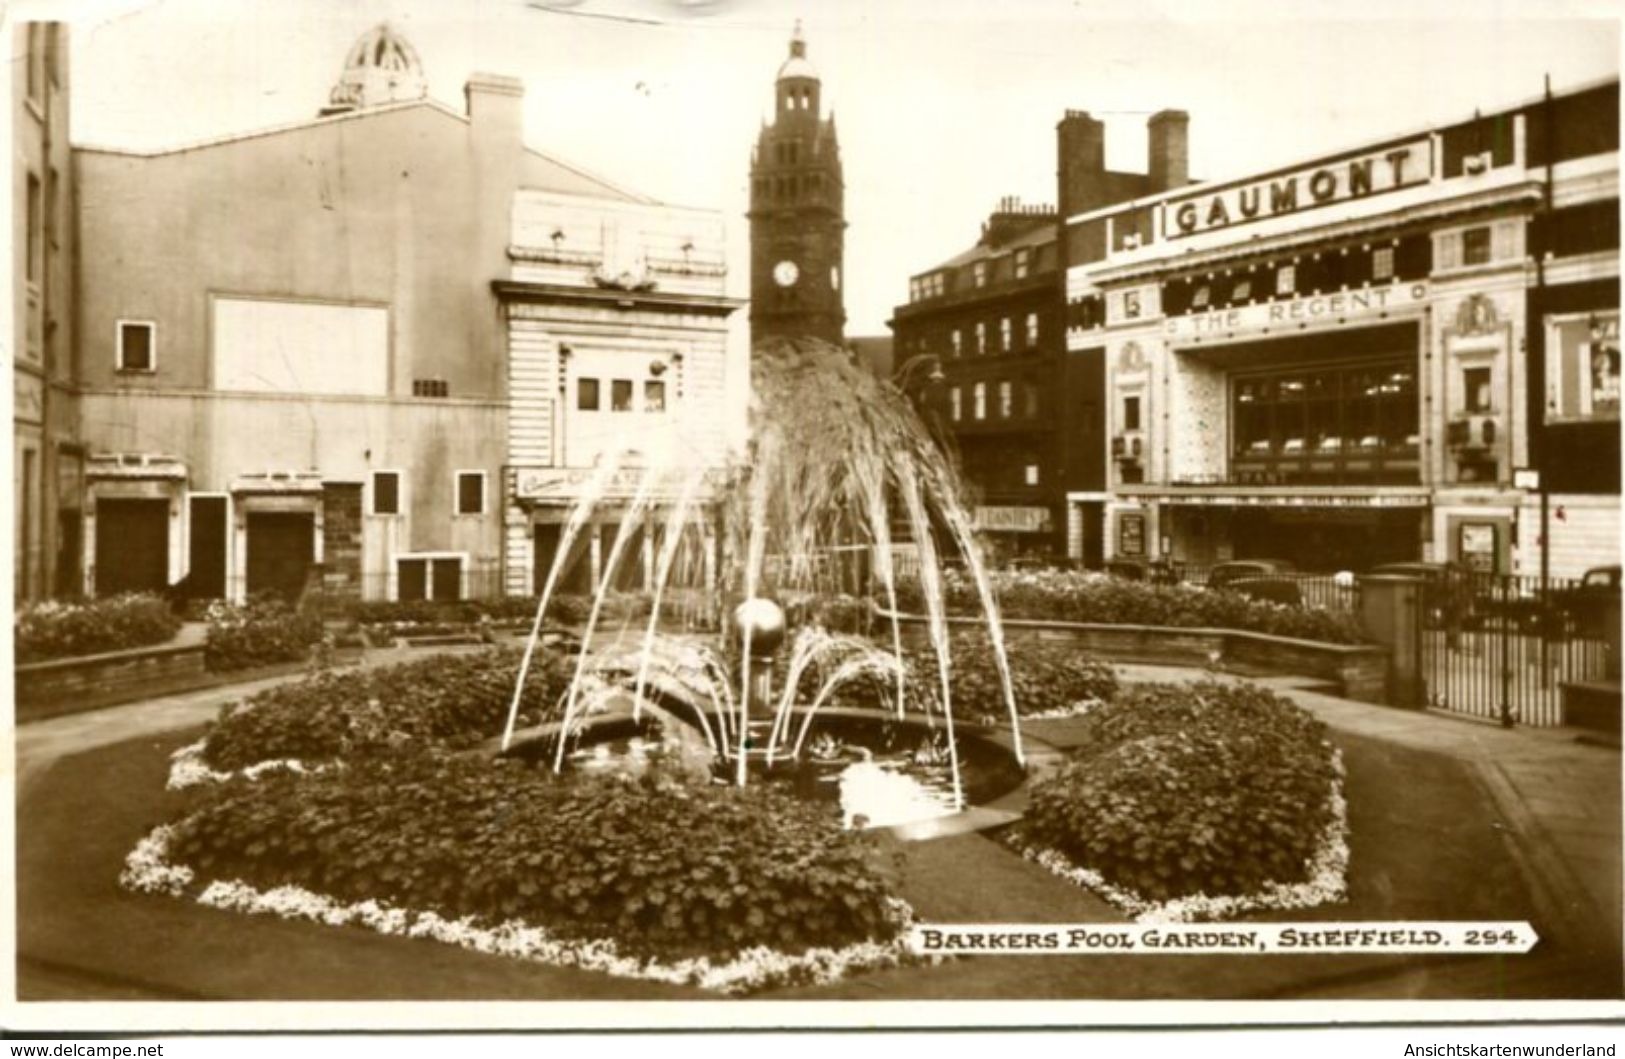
[[1000, 317, 1012, 352], [372, 471, 401, 516], [1122, 290, 1142, 319], [1191, 284, 1211, 309], [577, 377, 601, 411], [999, 380, 1013, 418], [973, 382, 987, 420], [1232, 279, 1252, 302], [1014, 248, 1030, 279], [1025, 464, 1040, 486], [644, 380, 667, 412], [412, 378, 449, 397], [975, 322, 986, 355], [117, 321, 156, 372], [1372, 246, 1395, 281], [1463, 367, 1493, 414], [1462, 226, 1492, 266], [26, 24, 44, 103], [950, 386, 963, 422], [396, 554, 464, 602], [973, 261, 988, 288], [1025, 312, 1039, 348], [26, 173, 41, 283], [611, 379, 634, 412], [1275, 266, 1296, 296], [951, 330, 962, 358], [456, 472, 486, 516], [1023, 381, 1039, 418], [1122, 394, 1142, 432]]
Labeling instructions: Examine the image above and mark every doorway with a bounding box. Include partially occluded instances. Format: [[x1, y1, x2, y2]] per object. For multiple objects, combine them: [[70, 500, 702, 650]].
[[245, 512, 314, 602], [94, 498, 169, 596]]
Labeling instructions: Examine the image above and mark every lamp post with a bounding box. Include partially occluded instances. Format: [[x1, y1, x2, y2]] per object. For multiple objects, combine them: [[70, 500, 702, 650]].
[[891, 354, 947, 429]]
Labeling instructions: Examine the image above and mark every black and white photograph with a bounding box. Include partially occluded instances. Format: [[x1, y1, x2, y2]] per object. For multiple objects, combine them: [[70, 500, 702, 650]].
[[5, 0, 1623, 1039]]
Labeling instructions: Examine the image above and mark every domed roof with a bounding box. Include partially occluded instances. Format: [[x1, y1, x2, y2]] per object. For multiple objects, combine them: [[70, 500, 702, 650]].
[[321, 23, 428, 116], [776, 20, 818, 81]]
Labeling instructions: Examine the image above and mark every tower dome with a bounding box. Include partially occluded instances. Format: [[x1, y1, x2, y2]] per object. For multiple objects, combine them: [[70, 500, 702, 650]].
[[776, 20, 818, 81], [320, 23, 428, 116]]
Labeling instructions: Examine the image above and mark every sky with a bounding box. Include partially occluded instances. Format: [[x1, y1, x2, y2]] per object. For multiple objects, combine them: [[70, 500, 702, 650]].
[[39, 0, 1625, 337]]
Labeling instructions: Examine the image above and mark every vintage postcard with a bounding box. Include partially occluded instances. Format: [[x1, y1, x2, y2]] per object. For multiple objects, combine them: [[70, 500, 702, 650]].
[[5, 0, 1622, 1036]]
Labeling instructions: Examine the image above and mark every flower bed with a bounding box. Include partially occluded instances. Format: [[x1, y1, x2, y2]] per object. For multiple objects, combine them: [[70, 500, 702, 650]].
[[14, 593, 181, 663], [351, 592, 656, 632], [824, 629, 1118, 723], [889, 568, 1367, 645], [204, 599, 325, 672], [1013, 680, 1348, 921], [124, 756, 917, 992], [198, 647, 572, 773]]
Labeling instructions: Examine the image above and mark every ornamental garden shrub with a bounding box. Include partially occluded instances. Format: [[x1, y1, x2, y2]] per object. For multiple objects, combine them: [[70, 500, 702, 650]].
[[14, 593, 181, 663], [822, 628, 1118, 722], [352, 593, 656, 632], [1021, 680, 1337, 902], [203, 598, 325, 672], [888, 568, 1366, 645], [170, 754, 900, 962], [201, 647, 572, 771]]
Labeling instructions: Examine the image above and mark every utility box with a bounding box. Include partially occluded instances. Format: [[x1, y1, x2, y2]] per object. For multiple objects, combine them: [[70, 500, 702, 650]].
[[1359, 574, 1424, 708]]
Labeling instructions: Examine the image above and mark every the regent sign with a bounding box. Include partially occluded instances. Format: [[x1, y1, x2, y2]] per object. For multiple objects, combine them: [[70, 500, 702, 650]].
[[1163, 282, 1429, 339], [1163, 140, 1432, 239]]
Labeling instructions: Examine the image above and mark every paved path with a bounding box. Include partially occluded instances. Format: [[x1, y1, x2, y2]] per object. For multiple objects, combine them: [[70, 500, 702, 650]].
[[1115, 662, 1623, 965], [14, 650, 1621, 999]]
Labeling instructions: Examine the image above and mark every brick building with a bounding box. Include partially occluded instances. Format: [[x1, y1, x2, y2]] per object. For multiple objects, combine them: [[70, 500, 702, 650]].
[[890, 110, 1191, 562]]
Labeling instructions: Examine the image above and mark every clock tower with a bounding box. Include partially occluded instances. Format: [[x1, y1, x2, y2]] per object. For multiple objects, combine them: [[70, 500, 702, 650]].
[[749, 22, 846, 349]]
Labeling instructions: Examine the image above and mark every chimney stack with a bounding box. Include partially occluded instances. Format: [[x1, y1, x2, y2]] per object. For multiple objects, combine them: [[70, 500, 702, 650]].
[[1056, 110, 1107, 220], [1148, 109, 1189, 193]]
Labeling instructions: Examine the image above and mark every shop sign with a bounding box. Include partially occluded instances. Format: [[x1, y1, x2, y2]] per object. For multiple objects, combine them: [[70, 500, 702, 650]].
[[1118, 513, 1146, 556], [1163, 282, 1429, 340], [972, 506, 1051, 534], [514, 465, 721, 501], [1545, 312, 1620, 423], [1162, 139, 1431, 239]]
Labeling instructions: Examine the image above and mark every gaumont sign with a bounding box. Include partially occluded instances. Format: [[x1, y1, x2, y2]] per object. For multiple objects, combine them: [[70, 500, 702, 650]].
[[1163, 282, 1429, 339], [1162, 139, 1432, 239]]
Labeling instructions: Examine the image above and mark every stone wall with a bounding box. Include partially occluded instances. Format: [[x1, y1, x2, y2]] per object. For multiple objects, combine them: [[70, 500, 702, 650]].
[[321, 482, 364, 614]]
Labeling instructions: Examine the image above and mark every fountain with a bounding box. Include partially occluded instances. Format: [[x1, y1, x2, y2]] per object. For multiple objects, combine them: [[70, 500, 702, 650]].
[[501, 336, 1025, 814]]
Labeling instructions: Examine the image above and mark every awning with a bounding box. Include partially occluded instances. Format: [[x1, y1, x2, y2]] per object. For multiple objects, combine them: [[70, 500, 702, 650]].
[[1128, 489, 1429, 509]]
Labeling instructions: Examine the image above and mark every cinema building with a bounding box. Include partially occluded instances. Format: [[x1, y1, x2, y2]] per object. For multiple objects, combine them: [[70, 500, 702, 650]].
[[1064, 79, 1618, 577], [72, 24, 736, 606]]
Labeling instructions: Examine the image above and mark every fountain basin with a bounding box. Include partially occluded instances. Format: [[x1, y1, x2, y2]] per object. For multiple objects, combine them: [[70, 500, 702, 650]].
[[497, 705, 1030, 840]]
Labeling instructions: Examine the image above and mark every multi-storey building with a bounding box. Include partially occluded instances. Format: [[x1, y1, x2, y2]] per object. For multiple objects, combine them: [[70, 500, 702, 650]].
[[1065, 80, 1618, 578], [749, 23, 846, 349], [891, 110, 1191, 562], [11, 21, 78, 602], [71, 23, 736, 606]]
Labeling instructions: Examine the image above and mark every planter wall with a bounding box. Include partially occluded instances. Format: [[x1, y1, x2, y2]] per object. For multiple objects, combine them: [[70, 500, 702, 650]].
[[17, 642, 207, 712], [884, 613, 1390, 704]]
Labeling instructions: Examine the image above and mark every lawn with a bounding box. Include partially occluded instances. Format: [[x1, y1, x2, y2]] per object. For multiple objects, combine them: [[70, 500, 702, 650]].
[[17, 722, 1596, 1002]]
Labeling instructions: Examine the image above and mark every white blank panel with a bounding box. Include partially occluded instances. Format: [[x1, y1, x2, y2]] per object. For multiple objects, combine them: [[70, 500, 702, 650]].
[[213, 298, 388, 396]]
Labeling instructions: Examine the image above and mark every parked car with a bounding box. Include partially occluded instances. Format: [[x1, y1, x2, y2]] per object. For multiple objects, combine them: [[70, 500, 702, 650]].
[[1545, 564, 1621, 637], [1226, 577, 1304, 608], [1208, 559, 1296, 591]]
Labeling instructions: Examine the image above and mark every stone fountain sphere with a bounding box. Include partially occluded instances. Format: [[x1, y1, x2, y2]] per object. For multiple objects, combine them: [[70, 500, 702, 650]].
[[732, 597, 787, 657]]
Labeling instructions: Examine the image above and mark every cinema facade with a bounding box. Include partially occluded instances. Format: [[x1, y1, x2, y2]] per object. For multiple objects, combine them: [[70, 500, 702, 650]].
[[1064, 79, 1619, 578]]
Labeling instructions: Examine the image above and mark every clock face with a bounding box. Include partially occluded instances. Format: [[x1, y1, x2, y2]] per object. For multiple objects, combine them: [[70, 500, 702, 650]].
[[773, 260, 800, 287]]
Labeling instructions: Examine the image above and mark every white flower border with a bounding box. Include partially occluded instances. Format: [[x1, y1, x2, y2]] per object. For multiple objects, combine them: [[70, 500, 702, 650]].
[[120, 822, 924, 995], [1023, 697, 1105, 721], [166, 738, 331, 791], [1015, 748, 1350, 925]]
